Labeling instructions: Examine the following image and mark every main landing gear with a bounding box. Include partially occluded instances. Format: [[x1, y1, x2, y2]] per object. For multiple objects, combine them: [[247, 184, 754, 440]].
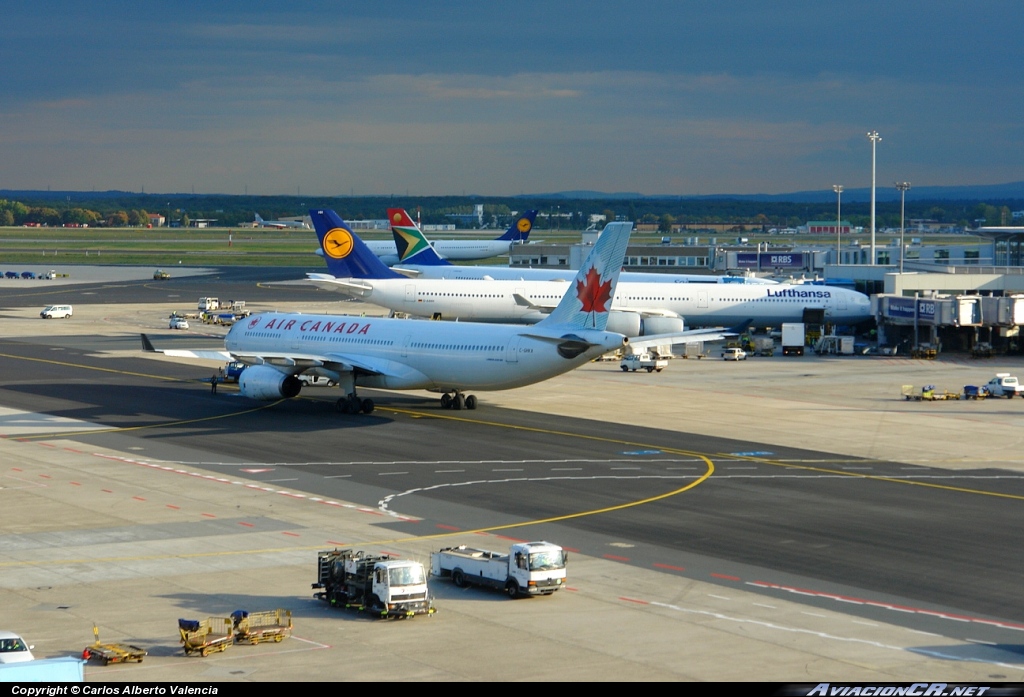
[[439, 391, 477, 410], [336, 393, 375, 415]]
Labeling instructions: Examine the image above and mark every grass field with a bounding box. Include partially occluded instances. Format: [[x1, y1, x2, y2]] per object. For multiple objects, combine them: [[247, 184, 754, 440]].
[[0, 226, 982, 267]]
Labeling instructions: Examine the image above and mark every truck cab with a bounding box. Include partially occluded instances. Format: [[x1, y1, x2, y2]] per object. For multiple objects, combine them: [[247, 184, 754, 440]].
[[373, 560, 431, 614]]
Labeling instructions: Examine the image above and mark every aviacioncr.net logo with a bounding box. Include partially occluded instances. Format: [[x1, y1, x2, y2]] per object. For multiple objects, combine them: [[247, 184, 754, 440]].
[[323, 228, 354, 259]]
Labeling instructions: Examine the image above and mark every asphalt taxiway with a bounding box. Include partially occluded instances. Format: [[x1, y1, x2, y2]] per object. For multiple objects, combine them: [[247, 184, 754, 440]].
[[2, 267, 1024, 682]]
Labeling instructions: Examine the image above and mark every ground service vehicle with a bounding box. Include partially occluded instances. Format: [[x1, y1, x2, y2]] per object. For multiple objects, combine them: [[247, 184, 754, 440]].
[[313, 550, 434, 618], [82, 624, 146, 666], [620, 352, 667, 372], [178, 617, 233, 657], [0, 631, 34, 663], [986, 374, 1023, 398], [781, 322, 805, 356], [721, 347, 748, 361], [814, 335, 854, 355], [198, 297, 220, 311], [223, 361, 246, 383], [40, 305, 73, 319], [153, 269, 170, 280], [963, 385, 991, 400], [431, 542, 568, 598], [231, 610, 292, 645], [169, 317, 189, 330]]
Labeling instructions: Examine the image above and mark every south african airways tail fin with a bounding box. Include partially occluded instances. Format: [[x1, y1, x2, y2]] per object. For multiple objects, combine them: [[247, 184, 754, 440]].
[[309, 209, 404, 280], [387, 208, 450, 266], [538, 222, 632, 331], [496, 210, 536, 243]]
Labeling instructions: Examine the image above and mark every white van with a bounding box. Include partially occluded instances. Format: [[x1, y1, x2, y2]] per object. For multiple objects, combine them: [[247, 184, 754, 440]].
[[40, 305, 73, 319]]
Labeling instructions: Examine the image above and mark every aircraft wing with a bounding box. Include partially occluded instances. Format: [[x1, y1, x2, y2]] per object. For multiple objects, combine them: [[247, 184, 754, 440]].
[[140, 334, 233, 362], [627, 327, 735, 352], [627, 320, 752, 352], [141, 335, 416, 381], [303, 273, 374, 295]]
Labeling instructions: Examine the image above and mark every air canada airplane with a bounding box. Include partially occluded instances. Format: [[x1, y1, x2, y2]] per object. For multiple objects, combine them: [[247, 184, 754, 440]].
[[144, 210, 643, 413], [254, 213, 310, 229], [387, 208, 776, 285], [307, 211, 872, 332], [357, 210, 536, 266]]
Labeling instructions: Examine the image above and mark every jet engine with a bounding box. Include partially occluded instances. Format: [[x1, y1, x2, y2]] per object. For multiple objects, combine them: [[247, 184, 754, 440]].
[[605, 312, 685, 337], [604, 312, 642, 337], [640, 316, 684, 335], [238, 365, 302, 400]]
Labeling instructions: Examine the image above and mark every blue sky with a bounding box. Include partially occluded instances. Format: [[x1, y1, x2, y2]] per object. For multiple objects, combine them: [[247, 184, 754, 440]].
[[2, 1, 1021, 196]]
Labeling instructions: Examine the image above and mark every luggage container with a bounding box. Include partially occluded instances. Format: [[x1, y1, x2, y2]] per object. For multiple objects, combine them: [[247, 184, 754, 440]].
[[178, 617, 233, 657], [231, 609, 293, 645]]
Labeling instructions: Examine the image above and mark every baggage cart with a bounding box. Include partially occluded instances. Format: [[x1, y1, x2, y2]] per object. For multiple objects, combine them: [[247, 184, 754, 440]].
[[82, 625, 147, 666], [178, 617, 233, 657], [232, 609, 293, 645]]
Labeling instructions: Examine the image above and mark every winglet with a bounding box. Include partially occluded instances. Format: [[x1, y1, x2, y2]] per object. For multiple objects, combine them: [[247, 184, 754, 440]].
[[538, 222, 633, 330], [309, 210, 404, 280], [141, 333, 156, 352], [387, 208, 451, 266], [496, 210, 537, 242]]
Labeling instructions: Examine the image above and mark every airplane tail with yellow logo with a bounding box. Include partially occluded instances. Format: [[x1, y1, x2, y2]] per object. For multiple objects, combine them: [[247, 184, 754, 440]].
[[309, 209, 404, 280]]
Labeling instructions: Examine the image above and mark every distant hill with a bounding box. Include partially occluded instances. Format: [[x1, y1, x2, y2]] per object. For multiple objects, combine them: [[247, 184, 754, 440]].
[[523, 182, 1024, 203]]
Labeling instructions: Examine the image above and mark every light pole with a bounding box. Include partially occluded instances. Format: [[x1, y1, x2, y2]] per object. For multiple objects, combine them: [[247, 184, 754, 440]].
[[832, 185, 844, 265], [867, 131, 882, 265], [896, 181, 911, 272]]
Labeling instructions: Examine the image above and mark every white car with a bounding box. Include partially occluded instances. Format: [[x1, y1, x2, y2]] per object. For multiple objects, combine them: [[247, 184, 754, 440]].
[[40, 305, 73, 319], [0, 631, 35, 663], [721, 347, 747, 361], [298, 374, 337, 387], [169, 318, 190, 330]]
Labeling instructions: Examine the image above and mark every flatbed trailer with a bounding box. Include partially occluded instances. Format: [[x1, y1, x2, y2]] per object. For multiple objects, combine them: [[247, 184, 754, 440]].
[[901, 385, 961, 401], [83, 625, 147, 666], [178, 617, 233, 657], [232, 609, 293, 645]]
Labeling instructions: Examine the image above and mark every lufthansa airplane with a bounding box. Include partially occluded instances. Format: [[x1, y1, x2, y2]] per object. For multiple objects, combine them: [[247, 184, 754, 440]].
[[307, 211, 872, 333], [387, 208, 776, 285], [358, 210, 536, 266], [254, 213, 310, 229], [145, 211, 648, 413]]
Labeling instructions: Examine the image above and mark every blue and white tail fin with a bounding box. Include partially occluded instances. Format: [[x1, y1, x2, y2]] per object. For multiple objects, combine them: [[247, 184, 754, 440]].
[[496, 210, 537, 242], [254, 213, 264, 224], [538, 222, 632, 331], [309, 209, 404, 280], [387, 208, 450, 266]]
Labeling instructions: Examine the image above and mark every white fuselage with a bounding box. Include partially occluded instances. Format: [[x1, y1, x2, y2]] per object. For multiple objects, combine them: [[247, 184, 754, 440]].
[[225, 312, 625, 392], [393, 264, 778, 285], [317, 277, 872, 328], [365, 239, 513, 265]]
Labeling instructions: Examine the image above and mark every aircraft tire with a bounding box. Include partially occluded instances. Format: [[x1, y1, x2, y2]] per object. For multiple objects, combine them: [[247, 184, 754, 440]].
[[440, 393, 452, 409], [453, 394, 465, 410], [465, 395, 477, 410], [361, 398, 375, 414], [336, 398, 350, 414]]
